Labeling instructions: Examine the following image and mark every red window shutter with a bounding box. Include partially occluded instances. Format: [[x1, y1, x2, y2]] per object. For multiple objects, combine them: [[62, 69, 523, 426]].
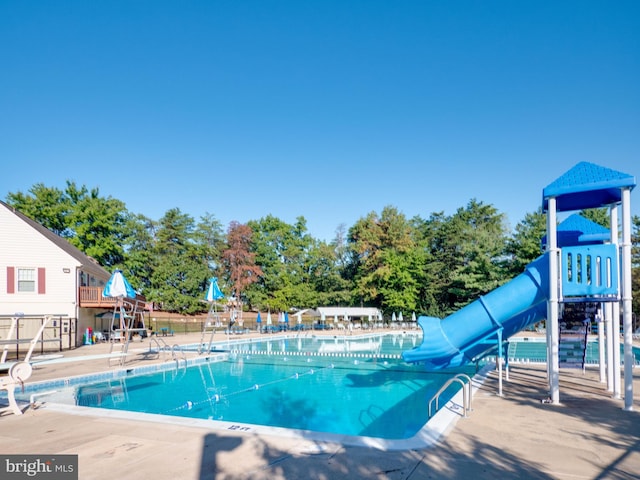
[[7, 267, 15, 294], [38, 268, 46, 294]]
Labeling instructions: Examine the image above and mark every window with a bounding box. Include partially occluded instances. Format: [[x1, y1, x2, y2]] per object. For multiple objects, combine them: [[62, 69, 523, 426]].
[[17, 268, 36, 292], [6, 267, 45, 294]]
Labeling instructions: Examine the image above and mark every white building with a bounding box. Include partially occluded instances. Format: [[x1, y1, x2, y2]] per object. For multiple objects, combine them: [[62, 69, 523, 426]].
[[0, 200, 132, 347]]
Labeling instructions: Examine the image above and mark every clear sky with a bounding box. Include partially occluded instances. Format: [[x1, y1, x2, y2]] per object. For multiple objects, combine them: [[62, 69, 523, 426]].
[[1, 1, 638, 241]]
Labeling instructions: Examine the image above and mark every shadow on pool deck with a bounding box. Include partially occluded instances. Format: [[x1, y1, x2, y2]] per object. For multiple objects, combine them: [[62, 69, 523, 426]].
[[1, 332, 639, 479]]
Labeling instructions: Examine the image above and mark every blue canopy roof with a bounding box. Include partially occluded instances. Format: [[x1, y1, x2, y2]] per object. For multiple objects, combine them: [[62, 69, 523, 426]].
[[542, 162, 636, 212], [542, 213, 611, 248]]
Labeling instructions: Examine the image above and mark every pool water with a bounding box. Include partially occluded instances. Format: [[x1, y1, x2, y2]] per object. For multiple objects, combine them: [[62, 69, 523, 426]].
[[74, 355, 472, 439], [25, 333, 478, 441]]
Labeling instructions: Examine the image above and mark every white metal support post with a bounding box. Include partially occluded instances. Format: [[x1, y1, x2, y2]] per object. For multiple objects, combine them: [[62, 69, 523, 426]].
[[497, 329, 503, 397], [547, 197, 560, 404], [597, 307, 605, 383], [621, 188, 634, 411], [605, 302, 614, 393], [610, 205, 622, 398]]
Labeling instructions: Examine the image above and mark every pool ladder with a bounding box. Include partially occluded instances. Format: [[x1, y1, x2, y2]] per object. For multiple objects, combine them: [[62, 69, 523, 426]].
[[171, 344, 188, 369], [428, 373, 473, 419], [149, 337, 170, 360]]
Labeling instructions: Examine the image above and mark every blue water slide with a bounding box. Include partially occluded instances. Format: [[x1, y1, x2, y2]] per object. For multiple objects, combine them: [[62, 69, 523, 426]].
[[402, 253, 550, 369]]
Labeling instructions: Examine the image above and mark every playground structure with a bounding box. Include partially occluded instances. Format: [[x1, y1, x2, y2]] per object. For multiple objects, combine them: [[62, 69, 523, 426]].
[[403, 162, 636, 409]]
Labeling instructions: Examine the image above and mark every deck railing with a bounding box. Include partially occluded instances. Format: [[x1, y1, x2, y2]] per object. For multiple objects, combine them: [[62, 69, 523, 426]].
[[78, 287, 149, 309]]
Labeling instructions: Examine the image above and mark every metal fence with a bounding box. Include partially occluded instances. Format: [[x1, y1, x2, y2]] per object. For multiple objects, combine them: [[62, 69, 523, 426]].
[[0, 315, 77, 360]]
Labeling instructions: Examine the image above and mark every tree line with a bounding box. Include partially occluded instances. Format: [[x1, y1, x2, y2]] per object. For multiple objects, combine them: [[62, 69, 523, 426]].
[[6, 181, 640, 317]]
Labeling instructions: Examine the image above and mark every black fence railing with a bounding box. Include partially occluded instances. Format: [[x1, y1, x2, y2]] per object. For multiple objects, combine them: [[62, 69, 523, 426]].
[[0, 315, 77, 361]]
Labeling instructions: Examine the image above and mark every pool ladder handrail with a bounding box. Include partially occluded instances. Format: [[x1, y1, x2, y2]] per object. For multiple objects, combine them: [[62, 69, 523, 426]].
[[149, 336, 170, 359], [428, 373, 473, 419], [171, 344, 188, 368]]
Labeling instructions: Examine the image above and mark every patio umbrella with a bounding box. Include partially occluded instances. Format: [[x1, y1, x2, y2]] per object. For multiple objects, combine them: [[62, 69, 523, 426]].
[[103, 270, 136, 299], [205, 277, 224, 303], [205, 277, 225, 324], [256, 312, 262, 324], [267, 311, 272, 326], [284, 312, 289, 325], [103, 270, 136, 333], [412, 312, 416, 322], [392, 312, 396, 322], [398, 312, 403, 322]]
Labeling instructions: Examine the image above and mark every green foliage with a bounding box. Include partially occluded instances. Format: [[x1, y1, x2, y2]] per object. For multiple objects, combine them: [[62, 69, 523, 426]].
[[579, 207, 610, 228], [65, 183, 129, 267], [116, 214, 156, 292], [505, 208, 546, 276], [7, 181, 128, 267], [246, 215, 318, 311], [440, 200, 508, 311], [146, 208, 215, 314], [349, 206, 419, 314], [7, 184, 70, 235], [7, 181, 639, 320]]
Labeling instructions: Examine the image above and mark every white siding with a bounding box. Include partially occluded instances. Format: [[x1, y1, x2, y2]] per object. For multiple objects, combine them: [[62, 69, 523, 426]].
[[0, 206, 81, 318]]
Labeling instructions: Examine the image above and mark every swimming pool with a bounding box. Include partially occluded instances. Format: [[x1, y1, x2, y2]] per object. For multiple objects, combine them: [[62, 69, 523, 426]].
[[14, 333, 479, 448]]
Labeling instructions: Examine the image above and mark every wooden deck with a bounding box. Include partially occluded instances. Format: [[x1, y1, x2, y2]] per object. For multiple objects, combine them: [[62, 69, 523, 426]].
[[78, 287, 150, 310]]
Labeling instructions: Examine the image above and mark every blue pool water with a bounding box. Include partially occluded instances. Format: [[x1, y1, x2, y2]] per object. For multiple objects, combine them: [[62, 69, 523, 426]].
[[18, 333, 477, 441]]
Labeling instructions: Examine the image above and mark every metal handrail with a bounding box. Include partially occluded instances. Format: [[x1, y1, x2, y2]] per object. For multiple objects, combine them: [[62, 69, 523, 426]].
[[149, 336, 170, 359], [428, 373, 473, 418], [171, 344, 188, 368]]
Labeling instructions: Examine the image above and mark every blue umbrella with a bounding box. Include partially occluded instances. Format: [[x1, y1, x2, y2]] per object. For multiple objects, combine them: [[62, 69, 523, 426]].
[[205, 277, 225, 326], [103, 270, 136, 298], [205, 277, 225, 302], [256, 312, 262, 323]]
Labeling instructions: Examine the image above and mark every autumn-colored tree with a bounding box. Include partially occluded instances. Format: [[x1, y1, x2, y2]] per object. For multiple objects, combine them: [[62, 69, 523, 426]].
[[222, 222, 263, 316]]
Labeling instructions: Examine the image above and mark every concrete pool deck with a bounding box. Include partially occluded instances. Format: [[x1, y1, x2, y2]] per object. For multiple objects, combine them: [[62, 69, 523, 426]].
[[1, 331, 640, 479]]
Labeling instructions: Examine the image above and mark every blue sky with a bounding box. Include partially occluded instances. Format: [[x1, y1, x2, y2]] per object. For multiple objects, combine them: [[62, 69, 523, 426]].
[[1, 1, 638, 241]]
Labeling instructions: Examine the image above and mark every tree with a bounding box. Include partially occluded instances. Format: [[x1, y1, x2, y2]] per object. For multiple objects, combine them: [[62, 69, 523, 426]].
[[349, 206, 418, 314], [7, 181, 129, 268], [194, 212, 225, 274], [246, 215, 317, 312], [117, 213, 157, 292], [65, 182, 129, 267], [441, 200, 508, 312], [221, 222, 262, 314], [579, 207, 610, 228], [6, 183, 70, 235], [505, 208, 546, 276], [409, 212, 448, 317], [307, 239, 352, 307], [148, 208, 211, 314]]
